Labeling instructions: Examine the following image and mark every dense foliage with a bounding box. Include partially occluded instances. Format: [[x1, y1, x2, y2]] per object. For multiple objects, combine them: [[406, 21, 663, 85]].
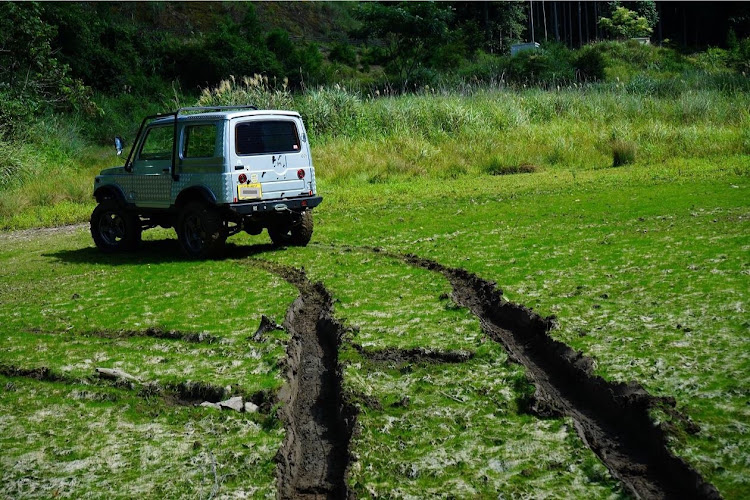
[[1, 1, 748, 135], [0, 3, 97, 131], [0, 0, 748, 185], [598, 5, 654, 39]]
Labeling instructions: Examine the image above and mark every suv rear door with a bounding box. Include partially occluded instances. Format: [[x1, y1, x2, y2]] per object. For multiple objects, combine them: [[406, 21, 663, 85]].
[[232, 117, 310, 202]]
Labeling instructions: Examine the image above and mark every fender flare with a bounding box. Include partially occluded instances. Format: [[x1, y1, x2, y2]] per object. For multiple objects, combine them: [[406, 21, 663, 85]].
[[174, 185, 218, 209], [93, 185, 128, 206]]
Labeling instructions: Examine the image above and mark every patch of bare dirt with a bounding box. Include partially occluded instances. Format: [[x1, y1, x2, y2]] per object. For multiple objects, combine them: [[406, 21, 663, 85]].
[[0, 364, 67, 382], [254, 260, 356, 499], [385, 250, 721, 500], [0, 223, 87, 243], [26, 327, 221, 344]]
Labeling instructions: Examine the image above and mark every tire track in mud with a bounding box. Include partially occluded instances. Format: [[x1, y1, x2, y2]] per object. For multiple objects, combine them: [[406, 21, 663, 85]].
[[0, 363, 273, 408], [253, 260, 356, 500], [367, 249, 720, 499]]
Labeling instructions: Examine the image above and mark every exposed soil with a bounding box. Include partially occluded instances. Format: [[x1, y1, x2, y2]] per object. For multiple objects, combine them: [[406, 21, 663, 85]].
[[26, 326, 220, 344], [0, 223, 86, 243], [130, 327, 220, 344], [387, 251, 721, 500], [0, 363, 272, 410], [352, 344, 474, 364], [0, 364, 67, 383], [254, 260, 356, 500]]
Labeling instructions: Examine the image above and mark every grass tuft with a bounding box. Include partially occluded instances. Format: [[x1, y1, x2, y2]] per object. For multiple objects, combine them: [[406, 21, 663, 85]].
[[610, 138, 637, 167], [484, 157, 539, 176]]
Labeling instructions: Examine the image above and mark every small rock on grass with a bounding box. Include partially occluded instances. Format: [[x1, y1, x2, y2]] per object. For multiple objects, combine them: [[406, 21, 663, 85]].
[[95, 367, 140, 383], [202, 396, 257, 412], [218, 396, 244, 412]]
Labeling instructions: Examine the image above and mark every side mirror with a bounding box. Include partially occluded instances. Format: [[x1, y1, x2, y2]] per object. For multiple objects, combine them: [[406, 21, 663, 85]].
[[114, 136, 124, 156]]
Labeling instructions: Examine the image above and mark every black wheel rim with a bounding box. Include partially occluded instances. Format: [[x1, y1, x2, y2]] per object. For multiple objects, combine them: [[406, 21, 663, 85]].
[[183, 213, 206, 253], [98, 211, 126, 246]]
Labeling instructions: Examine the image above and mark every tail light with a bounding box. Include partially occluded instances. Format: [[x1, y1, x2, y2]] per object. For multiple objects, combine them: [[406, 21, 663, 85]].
[[238, 173, 247, 184], [297, 169, 305, 179]]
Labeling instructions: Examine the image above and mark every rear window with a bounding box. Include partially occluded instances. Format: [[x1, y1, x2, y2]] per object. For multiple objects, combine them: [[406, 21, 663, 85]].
[[235, 120, 300, 156]]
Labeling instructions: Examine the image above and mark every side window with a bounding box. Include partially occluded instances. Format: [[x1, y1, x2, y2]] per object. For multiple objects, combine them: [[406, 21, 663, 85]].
[[138, 126, 173, 161], [183, 124, 218, 158], [236, 121, 300, 156]]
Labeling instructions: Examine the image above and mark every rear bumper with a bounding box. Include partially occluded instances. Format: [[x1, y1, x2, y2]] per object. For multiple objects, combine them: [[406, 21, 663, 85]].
[[228, 195, 323, 215]]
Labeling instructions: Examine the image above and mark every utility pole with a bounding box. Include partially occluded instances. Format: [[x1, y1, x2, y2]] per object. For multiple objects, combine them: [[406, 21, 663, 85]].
[[530, 0, 535, 43], [542, 1, 548, 41]]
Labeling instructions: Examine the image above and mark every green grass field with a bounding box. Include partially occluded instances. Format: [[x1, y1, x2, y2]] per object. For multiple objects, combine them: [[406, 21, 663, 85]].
[[1, 83, 749, 497], [1, 146, 747, 497]]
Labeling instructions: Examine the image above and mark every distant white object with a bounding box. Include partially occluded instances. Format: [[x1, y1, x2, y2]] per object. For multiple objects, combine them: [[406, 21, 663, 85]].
[[631, 37, 651, 45], [511, 42, 541, 57]]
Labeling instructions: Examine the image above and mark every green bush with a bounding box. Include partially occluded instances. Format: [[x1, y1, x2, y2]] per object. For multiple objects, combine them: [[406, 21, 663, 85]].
[[504, 43, 577, 87], [0, 3, 98, 133], [598, 6, 653, 40], [329, 43, 358, 67], [574, 46, 606, 82], [727, 35, 750, 74], [458, 52, 507, 84]]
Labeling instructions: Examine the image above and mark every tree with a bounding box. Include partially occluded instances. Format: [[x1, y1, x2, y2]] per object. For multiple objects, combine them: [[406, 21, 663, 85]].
[[631, 1, 658, 31], [599, 5, 653, 39], [0, 2, 95, 130], [353, 2, 453, 87], [449, 2, 526, 54]]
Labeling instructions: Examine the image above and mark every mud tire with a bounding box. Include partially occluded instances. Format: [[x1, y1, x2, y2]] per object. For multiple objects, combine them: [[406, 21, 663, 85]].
[[268, 211, 313, 247], [90, 199, 141, 253], [176, 202, 227, 258]]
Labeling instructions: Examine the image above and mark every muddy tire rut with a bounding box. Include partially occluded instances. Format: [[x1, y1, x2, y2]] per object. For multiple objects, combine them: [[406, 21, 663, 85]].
[[256, 261, 355, 500], [380, 250, 720, 499]]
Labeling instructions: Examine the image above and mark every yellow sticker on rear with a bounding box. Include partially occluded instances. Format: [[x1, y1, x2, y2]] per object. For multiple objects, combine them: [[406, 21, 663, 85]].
[[238, 183, 262, 200]]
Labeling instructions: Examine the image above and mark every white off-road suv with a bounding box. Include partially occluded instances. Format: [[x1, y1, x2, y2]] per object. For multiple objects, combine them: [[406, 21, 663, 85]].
[[91, 106, 322, 257]]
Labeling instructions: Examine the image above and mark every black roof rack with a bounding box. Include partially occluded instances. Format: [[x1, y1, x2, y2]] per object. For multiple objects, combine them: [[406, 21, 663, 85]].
[[177, 105, 258, 115]]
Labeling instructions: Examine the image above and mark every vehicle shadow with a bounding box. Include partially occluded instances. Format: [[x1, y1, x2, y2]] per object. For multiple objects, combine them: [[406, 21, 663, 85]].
[[45, 240, 281, 266]]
